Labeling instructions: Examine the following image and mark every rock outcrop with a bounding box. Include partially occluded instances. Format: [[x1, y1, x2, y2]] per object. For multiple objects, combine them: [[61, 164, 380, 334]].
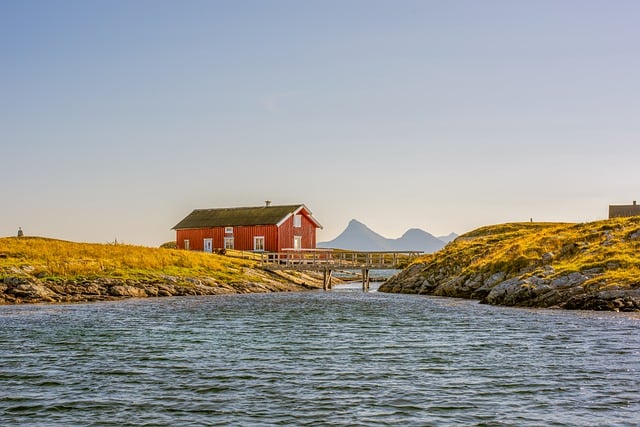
[[0, 269, 324, 305], [379, 219, 640, 311]]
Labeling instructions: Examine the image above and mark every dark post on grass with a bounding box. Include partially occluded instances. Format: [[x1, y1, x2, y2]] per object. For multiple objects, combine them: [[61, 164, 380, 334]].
[[17, 227, 24, 237]]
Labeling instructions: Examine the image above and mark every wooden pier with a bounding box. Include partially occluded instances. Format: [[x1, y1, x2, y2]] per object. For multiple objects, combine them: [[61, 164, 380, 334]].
[[258, 249, 422, 291]]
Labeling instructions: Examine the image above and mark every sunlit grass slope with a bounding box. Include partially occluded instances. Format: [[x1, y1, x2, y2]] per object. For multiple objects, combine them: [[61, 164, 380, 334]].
[[411, 217, 640, 290], [0, 237, 258, 283]]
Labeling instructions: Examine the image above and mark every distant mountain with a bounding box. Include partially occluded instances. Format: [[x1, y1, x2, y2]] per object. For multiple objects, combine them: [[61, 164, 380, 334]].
[[437, 232, 458, 244], [318, 219, 454, 253], [398, 228, 448, 252], [319, 219, 394, 251]]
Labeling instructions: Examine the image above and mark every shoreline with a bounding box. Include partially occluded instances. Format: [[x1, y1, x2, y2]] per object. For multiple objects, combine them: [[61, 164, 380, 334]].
[[379, 263, 640, 312], [0, 270, 329, 305], [0, 236, 333, 305]]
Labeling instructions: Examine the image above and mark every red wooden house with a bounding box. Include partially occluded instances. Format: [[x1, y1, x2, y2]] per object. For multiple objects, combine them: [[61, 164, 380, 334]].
[[172, 203, 323, 252]]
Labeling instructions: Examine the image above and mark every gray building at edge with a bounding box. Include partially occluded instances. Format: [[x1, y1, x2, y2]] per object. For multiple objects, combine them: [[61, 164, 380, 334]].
[[609, 201, 640, 218]]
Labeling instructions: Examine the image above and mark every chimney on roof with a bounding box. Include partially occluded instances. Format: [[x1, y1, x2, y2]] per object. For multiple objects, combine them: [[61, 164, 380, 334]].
[[265, 200, 272, 207], [634, 201, 637, 206]]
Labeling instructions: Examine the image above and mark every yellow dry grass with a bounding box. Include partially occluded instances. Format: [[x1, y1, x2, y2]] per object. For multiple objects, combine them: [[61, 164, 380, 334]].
[[0, 236, 258, 282], [412, 217, 640, 290]]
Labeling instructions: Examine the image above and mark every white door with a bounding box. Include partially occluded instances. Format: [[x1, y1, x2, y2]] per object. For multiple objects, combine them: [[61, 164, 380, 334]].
[[204, 238, 213, 253]]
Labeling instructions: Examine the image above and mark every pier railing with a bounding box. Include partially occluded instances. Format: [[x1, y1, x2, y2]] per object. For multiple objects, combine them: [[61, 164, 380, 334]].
[[258, 249, 423, 271]]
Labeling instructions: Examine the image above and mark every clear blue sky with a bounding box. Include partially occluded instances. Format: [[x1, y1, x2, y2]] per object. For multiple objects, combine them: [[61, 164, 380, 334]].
[[2, 0, 639, 246]]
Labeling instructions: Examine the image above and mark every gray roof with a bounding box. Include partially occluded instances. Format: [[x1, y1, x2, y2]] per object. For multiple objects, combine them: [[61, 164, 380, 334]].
[[172, 204, 321, 230]]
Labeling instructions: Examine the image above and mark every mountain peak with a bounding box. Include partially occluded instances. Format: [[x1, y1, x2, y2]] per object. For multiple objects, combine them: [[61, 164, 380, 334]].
[[318, 220, 451, 253], [401, 228, 435, 238], [344, 219, 374, 232]]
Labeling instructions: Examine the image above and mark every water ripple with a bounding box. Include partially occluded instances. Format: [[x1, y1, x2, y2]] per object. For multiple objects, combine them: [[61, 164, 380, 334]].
[[1, 288, 639, 426]]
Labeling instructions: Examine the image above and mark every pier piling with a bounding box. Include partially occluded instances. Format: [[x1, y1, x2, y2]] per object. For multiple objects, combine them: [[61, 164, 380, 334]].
[[362, 269, 370, 292], [323, 269, 333, 290]]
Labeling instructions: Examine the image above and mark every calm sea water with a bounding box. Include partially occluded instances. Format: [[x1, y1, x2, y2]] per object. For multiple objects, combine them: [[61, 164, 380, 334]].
[[1, 283, 639, 426]]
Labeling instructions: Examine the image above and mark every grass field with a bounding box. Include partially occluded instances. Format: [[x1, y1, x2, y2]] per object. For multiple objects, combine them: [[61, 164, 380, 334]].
[[0, 237, 259, 283]]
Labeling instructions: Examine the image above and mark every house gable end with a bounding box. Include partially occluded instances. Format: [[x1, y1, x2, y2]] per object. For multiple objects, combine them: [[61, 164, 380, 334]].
[[276, 204, 323, 229]]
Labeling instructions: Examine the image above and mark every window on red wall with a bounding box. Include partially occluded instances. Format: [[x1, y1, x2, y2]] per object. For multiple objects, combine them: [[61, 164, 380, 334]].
[[294, 214, 302, 228], [254, 236, 265, 251], [224, 237, 234, 249]]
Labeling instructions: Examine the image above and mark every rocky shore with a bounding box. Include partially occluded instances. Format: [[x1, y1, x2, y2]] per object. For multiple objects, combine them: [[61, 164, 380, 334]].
[[379, 220, 640, 312], [380, 263, 640, 311], [0, 269, 325, 305], [0, 236, 333, 305]]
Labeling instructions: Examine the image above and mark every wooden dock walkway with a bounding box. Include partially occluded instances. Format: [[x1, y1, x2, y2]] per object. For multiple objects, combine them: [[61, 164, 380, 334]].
[[258, 249, 422, 291]]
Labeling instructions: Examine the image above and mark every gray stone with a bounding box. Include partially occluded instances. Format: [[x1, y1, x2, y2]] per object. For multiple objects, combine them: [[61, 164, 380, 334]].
[[550, 272, 587, 288], [484, 277, 525, 304], [627, 230, 640, 241], [109, 285, 147, 298], [582, 267, 604, 277], [7, 281, 57, 302], [541, 252, 555, 263], [485, 272, 507, 287]]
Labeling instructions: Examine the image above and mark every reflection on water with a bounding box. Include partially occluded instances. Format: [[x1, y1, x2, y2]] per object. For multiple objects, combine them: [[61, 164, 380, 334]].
[[332, 282, 381, 292]]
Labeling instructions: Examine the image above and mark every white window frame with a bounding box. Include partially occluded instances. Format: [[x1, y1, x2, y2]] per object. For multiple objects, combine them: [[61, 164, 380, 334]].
[[293, 214, 302, 228], [224, 237, 234, 250], [294, 235, 302, 250], [254, 236, 265, 252], [225, 227, 233, 234], [184, 239, 190, 250]]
